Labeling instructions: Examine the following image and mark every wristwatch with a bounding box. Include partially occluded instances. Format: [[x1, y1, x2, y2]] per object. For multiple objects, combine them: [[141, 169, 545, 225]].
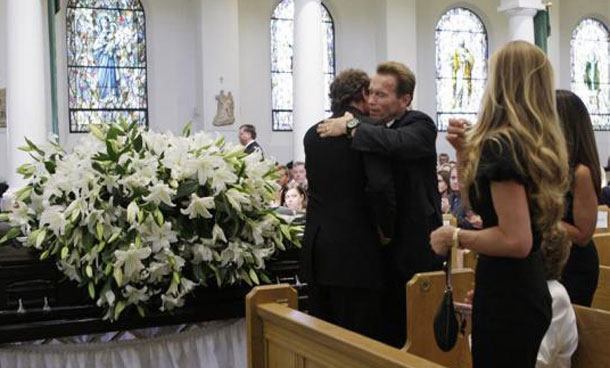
[[346, 117, 360, 138]]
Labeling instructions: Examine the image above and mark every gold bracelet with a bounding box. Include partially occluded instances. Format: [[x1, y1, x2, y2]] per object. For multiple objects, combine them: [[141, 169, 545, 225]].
[[452, 227, 462, 249]]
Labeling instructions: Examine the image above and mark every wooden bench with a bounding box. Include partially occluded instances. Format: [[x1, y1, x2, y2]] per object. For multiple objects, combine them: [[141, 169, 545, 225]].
[[444, 214, 477, 270], [572, 305, 610, 368], [592, 265, 610, 312], [596, 205, 609, 234], [405, 270, 474, 368], [594, 233, 610, 267], [246, 284, 446, 368], [405, 271, 610, 368]]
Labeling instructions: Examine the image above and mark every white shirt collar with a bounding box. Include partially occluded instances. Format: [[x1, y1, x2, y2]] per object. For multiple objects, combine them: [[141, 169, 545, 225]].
[[245, 140, 256, 148], [386, 119, 395, 128]]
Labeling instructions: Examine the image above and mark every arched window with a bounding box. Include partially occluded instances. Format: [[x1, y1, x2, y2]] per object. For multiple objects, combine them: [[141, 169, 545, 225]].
[[571, 18, 610, 130], [270, 0, 335, 131], [435, 7, 487, 131], [67, 0, 147, 133]]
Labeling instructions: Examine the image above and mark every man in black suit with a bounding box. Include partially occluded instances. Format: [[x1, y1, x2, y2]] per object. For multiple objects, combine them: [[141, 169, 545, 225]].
[[318, 61, 443, 347], [301, 69, 396, 342], [238, 124, 264, 156]]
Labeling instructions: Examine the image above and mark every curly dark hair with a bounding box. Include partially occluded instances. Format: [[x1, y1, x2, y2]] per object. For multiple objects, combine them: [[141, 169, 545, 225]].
[[329, 69, 370, 115]]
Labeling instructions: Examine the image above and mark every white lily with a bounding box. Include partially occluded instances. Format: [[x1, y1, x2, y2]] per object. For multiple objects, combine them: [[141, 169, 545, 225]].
[[142, 183, 176, 207], [123, 285, 150, 305], [40, 205, 67, 235], [113, 244, 152, 282], [225, 188, 250, 213], [180, 194, 215, 219]]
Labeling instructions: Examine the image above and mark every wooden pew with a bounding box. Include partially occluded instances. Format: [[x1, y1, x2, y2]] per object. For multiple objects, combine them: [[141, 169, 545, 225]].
[[405, 270, 474, 368], [596, 205, 609, 234], [444, 214, 477, 270], [594, 233, 610, 267], [592, 265, 610, 312], [572, 305, 610, 368], [246, 284, 446, 368]]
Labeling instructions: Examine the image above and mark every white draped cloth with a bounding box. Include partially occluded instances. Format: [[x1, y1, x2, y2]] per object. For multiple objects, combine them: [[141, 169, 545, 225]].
[[0, 318, 246, 368]]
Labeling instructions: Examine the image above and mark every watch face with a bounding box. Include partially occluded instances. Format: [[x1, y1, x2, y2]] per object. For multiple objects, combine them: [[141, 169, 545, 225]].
[[347, 118, 359, 128]]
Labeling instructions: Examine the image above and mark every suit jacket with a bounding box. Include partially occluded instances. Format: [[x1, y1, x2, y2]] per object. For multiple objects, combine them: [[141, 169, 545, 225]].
[[301, 109, 396, 289], [352, 109, 443, 282], [244, 140, 263, 156]]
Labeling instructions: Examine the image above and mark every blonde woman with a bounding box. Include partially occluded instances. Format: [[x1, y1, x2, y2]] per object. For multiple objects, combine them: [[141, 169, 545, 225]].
[[430, 41, 570, 367]]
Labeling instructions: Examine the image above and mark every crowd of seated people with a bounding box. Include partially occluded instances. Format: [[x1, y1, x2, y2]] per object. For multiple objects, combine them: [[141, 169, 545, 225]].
[[437, 155, 482, 230], [272, 161, 308, 215]]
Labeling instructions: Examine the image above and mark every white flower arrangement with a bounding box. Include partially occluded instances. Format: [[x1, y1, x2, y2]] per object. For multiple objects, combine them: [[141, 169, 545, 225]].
[[0, 122, 302, 320]]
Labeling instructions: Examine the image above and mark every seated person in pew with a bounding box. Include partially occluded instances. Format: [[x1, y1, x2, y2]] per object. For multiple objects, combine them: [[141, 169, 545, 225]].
[[556, 90, 601, 307]]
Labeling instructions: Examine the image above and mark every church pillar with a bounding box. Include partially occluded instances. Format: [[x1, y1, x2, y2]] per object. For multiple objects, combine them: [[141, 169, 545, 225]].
[[498, 0, 545, 43], [293, 0, 324, 162], [6, 0, 49, 189]]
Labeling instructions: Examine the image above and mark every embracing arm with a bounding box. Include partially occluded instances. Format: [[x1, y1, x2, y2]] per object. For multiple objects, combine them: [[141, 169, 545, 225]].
[[562, 164, 598, 246], [351, 112, 437, 161]]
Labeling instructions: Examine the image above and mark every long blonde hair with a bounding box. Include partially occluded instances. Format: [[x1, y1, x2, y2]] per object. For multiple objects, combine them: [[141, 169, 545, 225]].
[[461, 41, 570, 263]]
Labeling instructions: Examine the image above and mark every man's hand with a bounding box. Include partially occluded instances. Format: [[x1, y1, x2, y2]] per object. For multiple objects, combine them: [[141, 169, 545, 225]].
[[317, 112, 353, 138]]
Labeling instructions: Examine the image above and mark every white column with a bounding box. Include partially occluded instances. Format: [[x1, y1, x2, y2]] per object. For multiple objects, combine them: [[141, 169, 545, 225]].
[[293, 0, 324, 162], [6, 0, 49, 189], [498, 0, 545, 43]]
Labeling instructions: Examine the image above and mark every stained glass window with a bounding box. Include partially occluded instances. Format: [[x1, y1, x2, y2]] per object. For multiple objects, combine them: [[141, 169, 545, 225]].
[[435, 7, 487, 131], [571, 18, 610, 131], [67, 0, 147, 133], [270, 0, 335, 131]]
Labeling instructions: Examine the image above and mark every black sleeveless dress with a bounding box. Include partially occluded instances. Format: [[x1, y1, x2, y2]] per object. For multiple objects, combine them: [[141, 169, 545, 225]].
[[560, 191, 599, 306], [469, 139, 551, 368]]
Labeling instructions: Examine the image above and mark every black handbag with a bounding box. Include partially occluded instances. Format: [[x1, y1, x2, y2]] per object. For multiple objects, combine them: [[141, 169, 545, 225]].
[[433, 248, 459, 352]]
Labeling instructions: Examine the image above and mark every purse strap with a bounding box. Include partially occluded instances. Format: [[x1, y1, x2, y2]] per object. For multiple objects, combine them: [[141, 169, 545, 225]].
[[444, 248, 452, 292]]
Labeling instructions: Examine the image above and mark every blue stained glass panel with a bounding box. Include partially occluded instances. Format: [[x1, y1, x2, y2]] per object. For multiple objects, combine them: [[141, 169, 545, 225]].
[[270, 0, 335, 131], [435, 7, 487, 131], [571, 18, 610, 131], [67, 0, 147, 133]]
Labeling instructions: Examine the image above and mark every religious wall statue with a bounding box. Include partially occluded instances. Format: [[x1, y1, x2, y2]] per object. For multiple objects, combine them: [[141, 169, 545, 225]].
[[213, 90, 235, 126]]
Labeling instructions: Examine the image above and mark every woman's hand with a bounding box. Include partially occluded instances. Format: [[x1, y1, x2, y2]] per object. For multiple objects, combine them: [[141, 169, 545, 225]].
[[430, 225, 455, 257], [446, 119, 470, 154]]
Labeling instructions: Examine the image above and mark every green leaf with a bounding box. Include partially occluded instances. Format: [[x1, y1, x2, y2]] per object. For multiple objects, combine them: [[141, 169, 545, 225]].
[[134, 235, 141, 249], [60, 246, 69, 260], [24, 137, 45, 156], [107, 125, 123, 140], [182, 123, 192, 137], [70, 208, 81, 223], [239, 269, 253, 286], [249, 268, 260, 285], [44, 160, 57, 174], [114, 300, 126, 320], [97, 241, 106, 252], [172, 271, 180, 286], [280, 224, 291, 240], [137, 305, 146, 318], [175, 179, 199, 200], [133, 134, 143, 152], [104, 263, 113, 276], [113, 267, 123, 286], [260, 273, 272, 284], [0, 213, 8, 222], [106, 140, 118, 161], [86, 265, 93, 278], [88, 281, 95, 299], [0, 227, 22, 244]]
